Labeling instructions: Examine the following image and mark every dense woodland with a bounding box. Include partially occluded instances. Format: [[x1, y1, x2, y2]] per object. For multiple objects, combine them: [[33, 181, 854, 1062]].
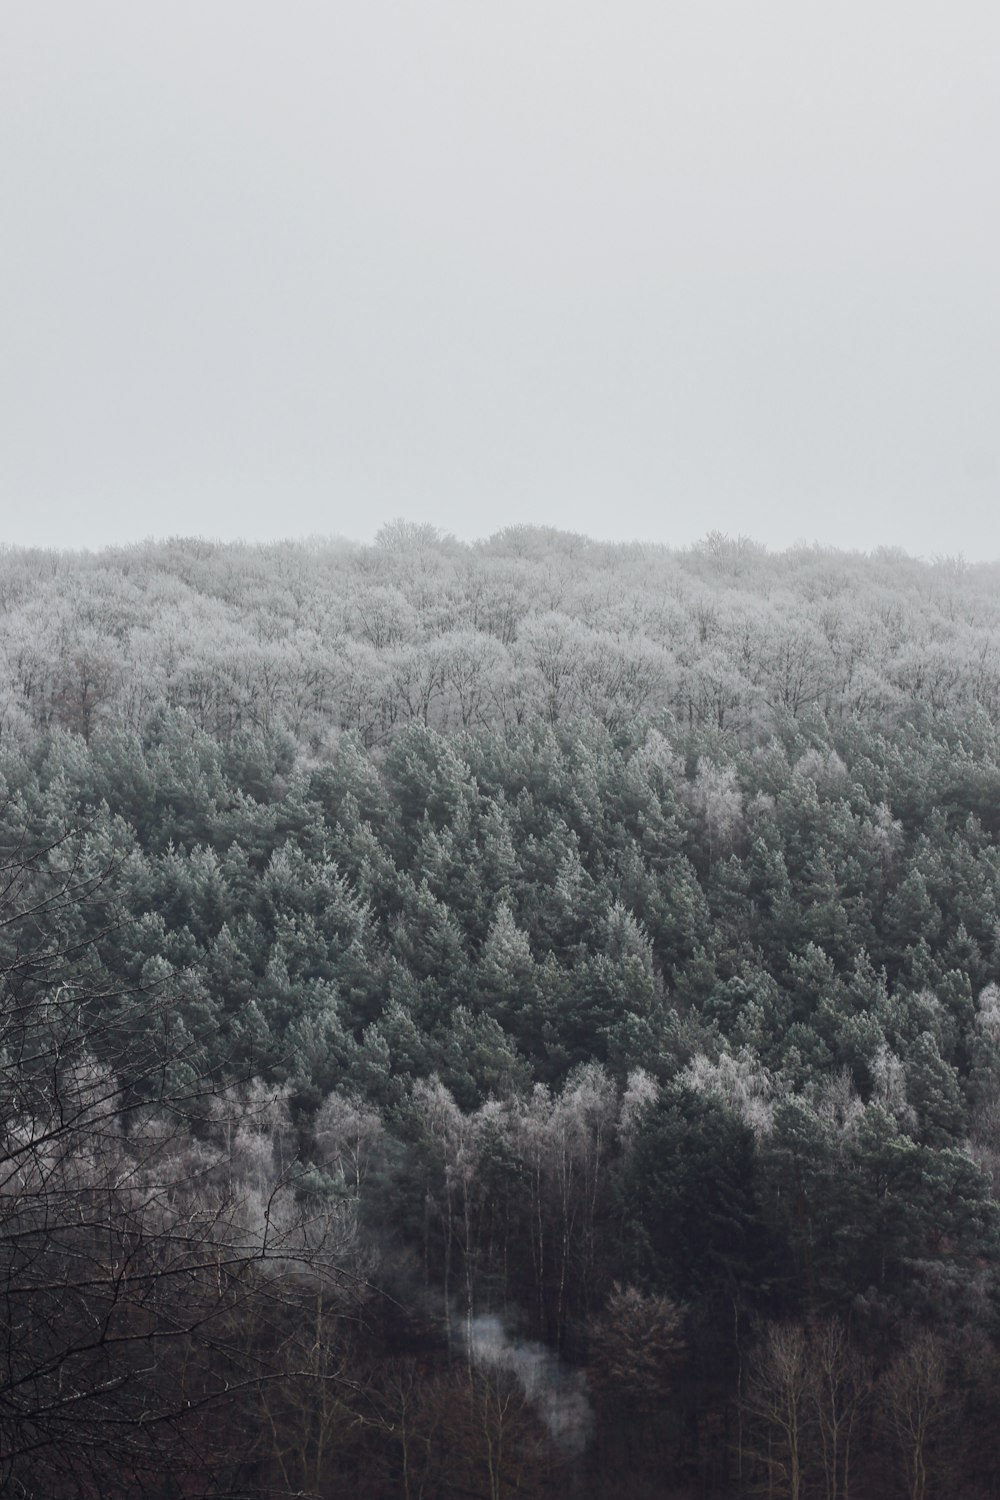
[[3, 527, 1000, 747], [4, 529, 1000, 1498]]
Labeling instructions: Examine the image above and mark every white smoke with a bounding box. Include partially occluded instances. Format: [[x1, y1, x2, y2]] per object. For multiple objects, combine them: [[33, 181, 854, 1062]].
[[467, 1314, 593, 1454]]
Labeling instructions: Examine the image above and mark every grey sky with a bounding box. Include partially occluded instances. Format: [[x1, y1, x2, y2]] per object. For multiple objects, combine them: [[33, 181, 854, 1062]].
[[2, 1, 998, 558]]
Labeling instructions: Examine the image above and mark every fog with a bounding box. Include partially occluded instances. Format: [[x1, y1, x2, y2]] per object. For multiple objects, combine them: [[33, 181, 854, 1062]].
[[2, 1, 998, 557]]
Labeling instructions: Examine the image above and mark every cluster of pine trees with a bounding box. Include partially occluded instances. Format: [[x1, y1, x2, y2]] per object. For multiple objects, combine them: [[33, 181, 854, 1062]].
[[4, 531, 1000, 1497]]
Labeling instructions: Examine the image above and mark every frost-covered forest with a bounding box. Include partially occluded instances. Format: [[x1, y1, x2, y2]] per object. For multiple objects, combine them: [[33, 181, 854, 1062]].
[[5, 528, 1000, 1498], [3, 526, 1000, 746]]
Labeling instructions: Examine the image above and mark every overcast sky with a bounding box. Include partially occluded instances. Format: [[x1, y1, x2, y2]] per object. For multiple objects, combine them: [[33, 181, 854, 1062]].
[[2, 1, 998, 558]]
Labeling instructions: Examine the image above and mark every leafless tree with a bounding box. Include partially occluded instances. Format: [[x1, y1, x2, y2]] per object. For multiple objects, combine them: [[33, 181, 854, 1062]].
[[741, 1322, 813, 1500], [879, 1331, 955, 1500], [809, 1320, 871, 1500]]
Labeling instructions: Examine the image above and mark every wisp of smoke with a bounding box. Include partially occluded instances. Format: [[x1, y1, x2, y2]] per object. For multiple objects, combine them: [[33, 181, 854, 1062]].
[[467, 1314, 593, 1454]]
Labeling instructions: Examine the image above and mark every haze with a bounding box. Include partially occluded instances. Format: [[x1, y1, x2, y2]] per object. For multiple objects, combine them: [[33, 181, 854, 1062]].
[[2, 1, 998, 558]]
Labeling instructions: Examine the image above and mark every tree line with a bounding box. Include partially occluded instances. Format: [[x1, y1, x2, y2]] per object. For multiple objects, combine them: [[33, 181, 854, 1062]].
[[2, 527, 1000, 747]]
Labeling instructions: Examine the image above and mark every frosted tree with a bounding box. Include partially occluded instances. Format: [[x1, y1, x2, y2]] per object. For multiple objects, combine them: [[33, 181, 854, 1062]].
[[684, 758, 744, 868]]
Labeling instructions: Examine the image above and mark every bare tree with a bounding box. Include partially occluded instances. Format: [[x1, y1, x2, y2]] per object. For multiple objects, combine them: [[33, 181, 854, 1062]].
[[741, 1322, 813, 1500], [810, 1320, 871, 1500], [879, 1331, 954, 1500]]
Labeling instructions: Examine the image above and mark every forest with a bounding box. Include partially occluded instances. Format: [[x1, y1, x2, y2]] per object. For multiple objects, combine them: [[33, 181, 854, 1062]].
[[3, 527, 1000, 1498]]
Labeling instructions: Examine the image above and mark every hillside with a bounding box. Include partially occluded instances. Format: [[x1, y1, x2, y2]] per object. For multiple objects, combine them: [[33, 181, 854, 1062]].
[[3, 529, 1000, 1497]]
